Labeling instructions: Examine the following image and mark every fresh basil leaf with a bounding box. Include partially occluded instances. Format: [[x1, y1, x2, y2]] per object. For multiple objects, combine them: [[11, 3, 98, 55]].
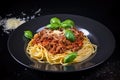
[[24, 30, 33, 39], [46, 23, 59, 30], [50, 17, 61, 24], [60, 23, 73, 28], [64, 52, 77, 63], [65, 30, 75, 42], [62, 19, 75, 26]]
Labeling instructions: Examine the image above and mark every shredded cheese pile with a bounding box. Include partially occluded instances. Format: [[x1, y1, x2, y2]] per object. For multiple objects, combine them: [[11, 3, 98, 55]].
[[4, 18, 25, 30], [0, 8, 41, 34]]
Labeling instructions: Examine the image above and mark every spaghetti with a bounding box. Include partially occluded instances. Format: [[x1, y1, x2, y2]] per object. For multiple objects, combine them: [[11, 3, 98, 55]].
[[26, 27, 97, 65]]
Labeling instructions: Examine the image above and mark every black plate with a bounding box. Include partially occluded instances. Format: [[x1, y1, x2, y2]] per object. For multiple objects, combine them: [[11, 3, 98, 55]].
[[7, 14, 115, 72]]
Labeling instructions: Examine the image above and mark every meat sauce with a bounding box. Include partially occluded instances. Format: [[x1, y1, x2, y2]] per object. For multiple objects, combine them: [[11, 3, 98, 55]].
[[32, 28, 84, 54]]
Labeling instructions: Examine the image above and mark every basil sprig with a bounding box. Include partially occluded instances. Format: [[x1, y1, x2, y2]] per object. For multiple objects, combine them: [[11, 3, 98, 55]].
[[46, 17, 75, 30], [46, 17, 76, 42]]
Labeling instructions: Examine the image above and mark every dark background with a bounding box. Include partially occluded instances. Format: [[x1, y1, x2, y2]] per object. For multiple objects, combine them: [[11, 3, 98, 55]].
[[0, 0, 119, 80]]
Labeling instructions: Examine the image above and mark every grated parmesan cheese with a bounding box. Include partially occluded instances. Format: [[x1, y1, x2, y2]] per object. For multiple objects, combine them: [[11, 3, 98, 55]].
[[4, 18, 25, 30], [52, 30, 63, 36], [0, 8, 41, 34]]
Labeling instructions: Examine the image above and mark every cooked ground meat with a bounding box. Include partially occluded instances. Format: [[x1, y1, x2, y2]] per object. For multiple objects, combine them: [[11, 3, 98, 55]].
[[32, 27, 84, 54]]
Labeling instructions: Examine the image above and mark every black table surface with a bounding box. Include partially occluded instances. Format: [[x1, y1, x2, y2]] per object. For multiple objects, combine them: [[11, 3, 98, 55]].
[[0, 0, 119, 80]]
